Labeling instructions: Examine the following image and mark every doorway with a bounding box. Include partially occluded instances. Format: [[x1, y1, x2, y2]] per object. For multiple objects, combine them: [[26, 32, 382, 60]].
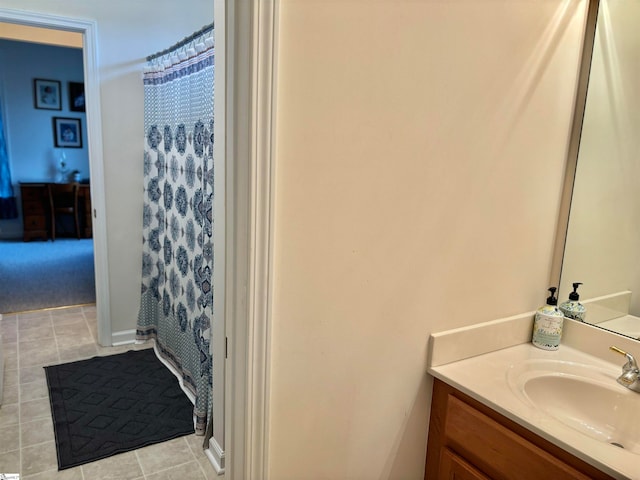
[[0, 28, 96, 314], [0, 9, 110, 345], [2, 5, 241, 477]]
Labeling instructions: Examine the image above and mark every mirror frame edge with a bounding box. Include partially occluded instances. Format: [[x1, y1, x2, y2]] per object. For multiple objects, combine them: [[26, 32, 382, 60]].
[[550, 0, 601, 291]]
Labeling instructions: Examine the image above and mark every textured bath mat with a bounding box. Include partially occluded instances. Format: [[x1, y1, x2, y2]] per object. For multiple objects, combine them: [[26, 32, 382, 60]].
[[44, 348, 195, 470]]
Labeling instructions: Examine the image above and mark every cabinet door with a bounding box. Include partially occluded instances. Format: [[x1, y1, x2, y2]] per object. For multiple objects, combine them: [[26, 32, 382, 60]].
[[426, 379, 614, 480], [439, 448, 490, 480], [445, 394, 593, 480]]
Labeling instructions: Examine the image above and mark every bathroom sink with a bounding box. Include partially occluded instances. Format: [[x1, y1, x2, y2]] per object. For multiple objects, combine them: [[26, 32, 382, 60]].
[[507, 359, 640, 454]]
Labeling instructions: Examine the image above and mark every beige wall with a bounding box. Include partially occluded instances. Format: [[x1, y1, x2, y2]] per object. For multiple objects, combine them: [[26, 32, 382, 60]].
[[0, 1, 592, 477], [560, 0, 640, 314], [0, 1, 212, 334], [270, 1, 588, 478]]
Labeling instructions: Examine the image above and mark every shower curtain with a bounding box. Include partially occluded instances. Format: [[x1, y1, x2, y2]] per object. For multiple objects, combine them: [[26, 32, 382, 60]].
[[137, 24, 214, 436]]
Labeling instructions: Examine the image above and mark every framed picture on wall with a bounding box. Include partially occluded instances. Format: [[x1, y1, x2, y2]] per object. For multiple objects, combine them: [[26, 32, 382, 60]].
[[53, 117, 82, 148], [68, 82, 85, 112], [33, 79, 61, 110]]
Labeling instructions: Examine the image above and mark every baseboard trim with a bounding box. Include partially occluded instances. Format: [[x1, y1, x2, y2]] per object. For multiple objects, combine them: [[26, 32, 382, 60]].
[[111, 329, 136, 346], [151, 340, 223, 473], [205, 437, 225, 475]]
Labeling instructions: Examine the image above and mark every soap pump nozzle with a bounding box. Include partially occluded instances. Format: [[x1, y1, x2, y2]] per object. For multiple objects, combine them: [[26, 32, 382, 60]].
[[569, 282, 583, 301], [546, 287, 558, 306]]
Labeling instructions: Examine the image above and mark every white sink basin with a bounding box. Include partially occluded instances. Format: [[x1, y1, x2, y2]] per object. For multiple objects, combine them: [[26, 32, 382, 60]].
[[507, 359, 640, 454]]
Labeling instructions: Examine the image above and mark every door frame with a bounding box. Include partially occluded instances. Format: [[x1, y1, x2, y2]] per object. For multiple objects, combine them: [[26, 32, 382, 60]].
[[224, 0, 278, 478], [1, 4, 280, 477], [0, 8, 111, 345], [206, 0, 228, 473]]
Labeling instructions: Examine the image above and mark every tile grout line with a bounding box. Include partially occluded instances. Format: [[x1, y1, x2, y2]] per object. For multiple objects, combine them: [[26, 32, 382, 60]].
[[49, 309, 62, 367], [142, 458, 200, 479], [77, 308, 90, 480], [83, 306, 99, 352], [185, 434, 210, 479], [25, 310, 57, 477], [133, 449, 146, 478], [16, 313, 23, 477]]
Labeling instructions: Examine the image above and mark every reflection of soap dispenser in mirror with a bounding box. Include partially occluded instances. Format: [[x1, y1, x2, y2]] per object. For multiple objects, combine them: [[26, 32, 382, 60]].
[[559, 282, 586, 322], [532, 287, 564, 351]]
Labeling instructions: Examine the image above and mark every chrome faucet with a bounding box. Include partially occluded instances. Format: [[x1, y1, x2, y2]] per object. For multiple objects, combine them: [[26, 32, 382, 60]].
[[610, 346, 640, 392]]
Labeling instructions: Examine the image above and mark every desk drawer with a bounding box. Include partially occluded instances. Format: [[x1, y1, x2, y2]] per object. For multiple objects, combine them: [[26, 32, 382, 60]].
[[24, 215, 46, 229], [21, 186, 47, 202], [22, 200, 47, 216]]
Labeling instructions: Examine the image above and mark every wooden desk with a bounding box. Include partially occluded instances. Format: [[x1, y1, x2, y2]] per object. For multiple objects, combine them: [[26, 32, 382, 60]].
[[19, 182, 92, 241]]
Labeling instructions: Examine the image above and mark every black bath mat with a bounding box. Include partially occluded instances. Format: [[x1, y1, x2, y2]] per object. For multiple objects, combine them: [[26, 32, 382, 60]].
[[44, 348, 195, 470]]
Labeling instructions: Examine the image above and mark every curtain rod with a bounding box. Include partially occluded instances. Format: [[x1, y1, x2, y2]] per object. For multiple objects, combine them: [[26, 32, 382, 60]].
[[146, 23, 214, 61]]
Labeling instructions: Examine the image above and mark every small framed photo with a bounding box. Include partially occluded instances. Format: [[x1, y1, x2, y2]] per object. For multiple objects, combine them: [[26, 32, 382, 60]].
[[53, 117, 83, 148], [33, 78, 61, 110], [68, 82, 85, 112]]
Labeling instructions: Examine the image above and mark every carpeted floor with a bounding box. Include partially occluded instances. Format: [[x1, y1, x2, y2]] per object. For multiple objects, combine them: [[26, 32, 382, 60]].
[[0, 238, 95, 313]]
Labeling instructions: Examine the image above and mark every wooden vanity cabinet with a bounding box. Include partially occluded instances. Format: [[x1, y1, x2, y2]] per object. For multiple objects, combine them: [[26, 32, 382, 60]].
[[425, 378, 615, 480]]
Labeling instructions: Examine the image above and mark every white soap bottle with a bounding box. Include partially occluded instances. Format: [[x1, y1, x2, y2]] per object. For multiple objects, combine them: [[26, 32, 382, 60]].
[[532, 287, 564, 351], [559, 282, 586, 322]]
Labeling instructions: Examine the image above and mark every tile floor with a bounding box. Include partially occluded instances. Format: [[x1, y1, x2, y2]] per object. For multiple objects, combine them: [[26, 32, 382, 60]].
[[0, 305, 219, 479]]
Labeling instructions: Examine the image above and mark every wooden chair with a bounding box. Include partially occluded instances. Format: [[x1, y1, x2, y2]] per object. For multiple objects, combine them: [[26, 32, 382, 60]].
[[48, 183, 80, 240]]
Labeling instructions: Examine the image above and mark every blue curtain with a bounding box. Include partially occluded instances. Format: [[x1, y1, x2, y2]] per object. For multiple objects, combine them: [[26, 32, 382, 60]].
[[0, 94, 18, 219], [137, 25, 215, 436]]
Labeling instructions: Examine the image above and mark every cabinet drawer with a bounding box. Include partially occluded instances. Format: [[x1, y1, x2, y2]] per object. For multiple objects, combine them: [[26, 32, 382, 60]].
[[23, 215, 46, 229], [444, 395, 591, 480], [21, 186, 47, 201], [22, 200, 47, 215]]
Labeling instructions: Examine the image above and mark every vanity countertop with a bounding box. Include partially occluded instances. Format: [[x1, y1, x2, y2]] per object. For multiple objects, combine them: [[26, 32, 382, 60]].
[[429, 342, 638, 480]]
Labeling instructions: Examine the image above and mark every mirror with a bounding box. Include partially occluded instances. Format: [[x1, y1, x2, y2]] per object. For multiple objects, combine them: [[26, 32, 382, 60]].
[[559, 0, 640, 339]]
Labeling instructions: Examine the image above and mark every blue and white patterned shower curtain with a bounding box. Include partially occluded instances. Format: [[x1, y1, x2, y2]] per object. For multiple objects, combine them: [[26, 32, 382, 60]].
[[137, 25, 214, 436]]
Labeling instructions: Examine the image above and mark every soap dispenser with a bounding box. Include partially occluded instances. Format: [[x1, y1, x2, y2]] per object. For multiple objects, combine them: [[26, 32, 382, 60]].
[[532, 287, 564, 351], [559, 282, 586, 322]]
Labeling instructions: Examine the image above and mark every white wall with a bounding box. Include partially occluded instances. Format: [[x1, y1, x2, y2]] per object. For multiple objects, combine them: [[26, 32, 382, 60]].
[[560, 0, 640, 315], [269, 1, 588, 479], [0, 39, 87, 238], [0, 0, 212, 333]]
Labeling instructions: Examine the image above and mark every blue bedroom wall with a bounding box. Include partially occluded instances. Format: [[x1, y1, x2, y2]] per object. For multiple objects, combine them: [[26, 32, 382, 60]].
[[0, 39, 87, 239]]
